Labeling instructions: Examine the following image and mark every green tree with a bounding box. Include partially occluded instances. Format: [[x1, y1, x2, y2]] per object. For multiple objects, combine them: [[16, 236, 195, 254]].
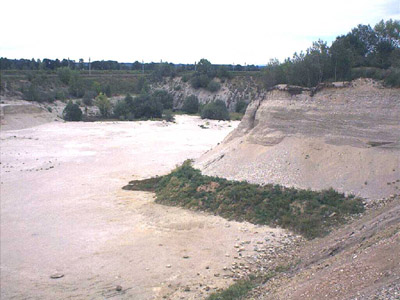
[[152, 89, 173, 109], [182, 95, 199, 114], [207, 80, 221, 92], [201, 100, 230, 120], [57, 67, 72, 85], [95, 93, 111, 117], [83, 90, 97, 106], [63, 100, 82, 121], [132, 93, 163, 119]]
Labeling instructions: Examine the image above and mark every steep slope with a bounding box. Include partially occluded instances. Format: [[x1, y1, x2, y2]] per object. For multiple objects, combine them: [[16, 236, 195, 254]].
[[195, 79, 400, 200], [250, 198, 400, 300]]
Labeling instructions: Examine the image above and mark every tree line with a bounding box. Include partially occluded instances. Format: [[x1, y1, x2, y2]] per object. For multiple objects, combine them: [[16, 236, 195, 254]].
[[262, 19, 400, 87], [0, 57, 260, 73]]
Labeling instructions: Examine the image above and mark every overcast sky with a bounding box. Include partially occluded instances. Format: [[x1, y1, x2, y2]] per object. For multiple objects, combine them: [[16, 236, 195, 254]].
[[1, 0, 399, 65]]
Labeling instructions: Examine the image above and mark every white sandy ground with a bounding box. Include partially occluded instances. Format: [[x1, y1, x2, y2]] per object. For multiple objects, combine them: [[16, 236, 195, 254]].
[[0, 116, 292, 299]]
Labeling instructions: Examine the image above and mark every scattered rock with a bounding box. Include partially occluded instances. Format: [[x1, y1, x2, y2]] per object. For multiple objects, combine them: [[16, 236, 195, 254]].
[[50, 273, 64, 279]]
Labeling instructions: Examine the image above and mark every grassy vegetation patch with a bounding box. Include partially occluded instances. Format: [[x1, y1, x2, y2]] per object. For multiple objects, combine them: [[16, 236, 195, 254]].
[[207, 279, 255, 300], [207, 271, 276, 300], [123, 161, 364, 239]]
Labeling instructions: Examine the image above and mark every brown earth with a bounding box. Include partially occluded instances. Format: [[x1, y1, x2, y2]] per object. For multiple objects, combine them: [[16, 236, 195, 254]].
[[0, 114, 301, 299], [196, 79, 400, 200], [249, 198, 400, 300]]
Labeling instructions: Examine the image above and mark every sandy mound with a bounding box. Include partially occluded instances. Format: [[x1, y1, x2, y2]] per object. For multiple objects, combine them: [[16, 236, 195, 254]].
[[0, 101, 60, 130], [196, 79, 400, 200]]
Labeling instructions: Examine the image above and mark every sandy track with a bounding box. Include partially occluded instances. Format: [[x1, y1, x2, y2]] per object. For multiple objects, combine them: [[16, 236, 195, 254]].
[[0, 116, 290, 299]]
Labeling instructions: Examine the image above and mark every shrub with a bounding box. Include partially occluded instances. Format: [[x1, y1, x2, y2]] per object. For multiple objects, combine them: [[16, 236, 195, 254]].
[[384, 68, 400, 87], [182, 74, 190, 82], [163, 109, 175, 122], [133, 93, 163, 119], [102, 84, 112, 97], [235, 100, 248, 113], [95, 93, 111, 117], [191, 74, 210, 89], [82, 90, 97, 106], [152, 89, 174, 109], [68, 73, 85, 97], [201, 100, 230, 120], [113, 99, 129, 118], [55, 90, 66, 100], [207, 80, 221, 92], [62, 100, 82, 121], [182, 95, 199, 114], [23, 84, 55, 102], [57, 67, 72, 85]]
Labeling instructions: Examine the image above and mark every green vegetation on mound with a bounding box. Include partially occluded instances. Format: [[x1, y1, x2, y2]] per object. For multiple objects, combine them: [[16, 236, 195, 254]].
[[123, 161, 364, 239]]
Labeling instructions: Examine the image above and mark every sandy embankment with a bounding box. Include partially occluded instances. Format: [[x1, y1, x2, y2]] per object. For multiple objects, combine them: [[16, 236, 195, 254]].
[[0, 116, 293, 299]]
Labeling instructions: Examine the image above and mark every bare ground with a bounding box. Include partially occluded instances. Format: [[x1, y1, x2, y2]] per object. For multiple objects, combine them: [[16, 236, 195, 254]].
[[249, 198, 400, 300], [0, 115, 294, 299]]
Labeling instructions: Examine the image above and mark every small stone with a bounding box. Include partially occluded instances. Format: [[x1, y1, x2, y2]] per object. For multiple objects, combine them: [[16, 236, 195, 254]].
[[166, 264, 172, 268], [50, 273, 64, 279], [184, 286, 190, 292], [183, 255, 189, 259], [116, 285, 122, 292], [205, 266, 210, 269]]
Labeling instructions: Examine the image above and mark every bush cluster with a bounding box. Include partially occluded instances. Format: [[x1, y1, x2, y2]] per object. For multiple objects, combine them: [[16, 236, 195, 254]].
[[182, 95, 199, 114], [124, 161, 365, 239], [200, 100, 230, 120], [113, 89, 173, 120], [62, 100, 82, 121]]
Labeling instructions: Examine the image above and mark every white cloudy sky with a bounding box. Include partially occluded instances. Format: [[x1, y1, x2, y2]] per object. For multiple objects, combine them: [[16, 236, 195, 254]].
[[1, 0, 399, 64]]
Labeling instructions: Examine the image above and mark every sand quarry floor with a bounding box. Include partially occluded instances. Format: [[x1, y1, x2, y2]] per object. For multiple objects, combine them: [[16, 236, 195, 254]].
[[0, 116, 290, 299]]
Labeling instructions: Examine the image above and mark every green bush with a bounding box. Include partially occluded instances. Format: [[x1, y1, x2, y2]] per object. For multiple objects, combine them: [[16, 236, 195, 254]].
[[384, 68, 400, 87], [23, 84, 55, 102], [83, 90, 97, 106], [163, 109, 175, 122], [201, 100, 230, 120], [57, 67, 72, 85], [182, 95, 199, 114], [132, 93, 163, 119], [68, 72, 85, 97], [55, 90, 66, 100], [113, 99, 129, 118], [191, 74, 211, 89], [235, 100, 248, 113], [95, 93, 111, 117], [207, 80, 221, 92], [62, 100, 82, 121], [152, 89, 174, 109]]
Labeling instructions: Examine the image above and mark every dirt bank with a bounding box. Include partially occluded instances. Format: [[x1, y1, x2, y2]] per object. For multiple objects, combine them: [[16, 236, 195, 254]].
[[196, 79, 400, 200], [0, 116, 296, 299]]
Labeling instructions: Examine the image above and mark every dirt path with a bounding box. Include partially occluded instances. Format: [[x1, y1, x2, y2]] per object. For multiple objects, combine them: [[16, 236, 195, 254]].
[[0, 116, 290, 299]]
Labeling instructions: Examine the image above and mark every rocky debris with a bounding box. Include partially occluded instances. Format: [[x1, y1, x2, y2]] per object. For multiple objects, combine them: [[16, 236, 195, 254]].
[[248, 199, 400, 300], [115, 285, 122, 292], [49, 273, 64, 279]]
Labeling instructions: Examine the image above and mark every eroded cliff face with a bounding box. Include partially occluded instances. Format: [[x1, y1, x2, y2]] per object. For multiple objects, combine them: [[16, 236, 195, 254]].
[[195, 79, 400, 200], [154, 76, 266, 111]]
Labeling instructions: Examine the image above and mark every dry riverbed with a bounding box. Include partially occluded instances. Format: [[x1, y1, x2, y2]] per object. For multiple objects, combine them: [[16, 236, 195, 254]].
[[0, 116, 295, 299]]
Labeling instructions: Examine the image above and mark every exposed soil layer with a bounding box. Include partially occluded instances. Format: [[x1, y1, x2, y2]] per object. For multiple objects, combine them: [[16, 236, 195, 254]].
[[196, 79, 400, 199], [249, 198, 400, 300]]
